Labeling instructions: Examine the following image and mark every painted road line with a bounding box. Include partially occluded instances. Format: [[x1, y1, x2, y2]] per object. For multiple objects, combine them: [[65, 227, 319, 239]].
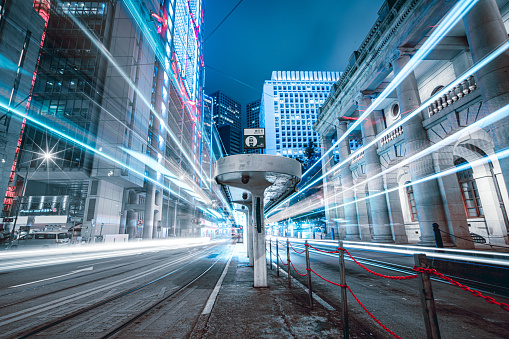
[[201, 246, 235, 315], [8, 267, 94, 289]]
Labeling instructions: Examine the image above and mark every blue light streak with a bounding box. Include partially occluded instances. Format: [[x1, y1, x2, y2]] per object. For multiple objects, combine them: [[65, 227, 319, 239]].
[[62, 1, 210, 188], [266, 4, 509, 219], [268, 99, 509, 222], [0, 101, 202, 207]]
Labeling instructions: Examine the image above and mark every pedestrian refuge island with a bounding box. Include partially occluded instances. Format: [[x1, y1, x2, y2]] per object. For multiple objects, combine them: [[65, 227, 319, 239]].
[[214, 154, 301, 287]]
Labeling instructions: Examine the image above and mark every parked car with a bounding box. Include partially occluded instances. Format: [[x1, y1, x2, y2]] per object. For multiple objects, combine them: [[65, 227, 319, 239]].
[[10, 231, 70, 249]]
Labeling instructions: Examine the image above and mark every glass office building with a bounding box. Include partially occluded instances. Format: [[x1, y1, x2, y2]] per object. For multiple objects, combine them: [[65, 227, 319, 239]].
[[260, 71, 341, 159]]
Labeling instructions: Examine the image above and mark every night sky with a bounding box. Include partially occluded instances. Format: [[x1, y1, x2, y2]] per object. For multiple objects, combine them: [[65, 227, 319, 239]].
[[203, 0, 385, 109]]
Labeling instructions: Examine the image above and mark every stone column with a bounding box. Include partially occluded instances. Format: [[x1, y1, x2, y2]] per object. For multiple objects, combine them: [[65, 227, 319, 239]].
[[384, 171, 409, 243], [354, 179, 372, 241], [358, 94, 394, 243], [126, 209, 137, 239], [142, 182, 156, 239], [393, 54, 449, 246], [336, 122, 361, 240], [334, 180, 346, 239], [320, 135, 338, 237], [152, 188, 161, 239], [433, 147, 474, 248], [472, 164, 508, 244], [464, 0, 509, 222]]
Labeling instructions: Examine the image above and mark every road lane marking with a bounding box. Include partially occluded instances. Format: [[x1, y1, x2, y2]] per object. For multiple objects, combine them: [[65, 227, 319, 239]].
[[8, 267, 94, 289], [77, 258, 122, 267], [0, 250, 204, 326], [201, 246, 235, 315]]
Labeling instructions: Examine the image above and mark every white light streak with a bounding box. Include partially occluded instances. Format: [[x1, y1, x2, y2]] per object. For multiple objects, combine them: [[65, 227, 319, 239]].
[[267, 0, 479, 217]]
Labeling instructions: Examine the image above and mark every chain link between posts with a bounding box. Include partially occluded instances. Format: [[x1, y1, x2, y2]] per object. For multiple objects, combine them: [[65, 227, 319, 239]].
[[338, 247, 418, 280], [412, 266, 509, 312], [308, 268, 401, 339], [289, 260, 307, 276], [268, 239, 508, 339]]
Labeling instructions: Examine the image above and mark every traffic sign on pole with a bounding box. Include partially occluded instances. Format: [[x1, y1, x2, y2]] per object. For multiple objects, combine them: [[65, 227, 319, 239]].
[[243, 128, 265, 149]]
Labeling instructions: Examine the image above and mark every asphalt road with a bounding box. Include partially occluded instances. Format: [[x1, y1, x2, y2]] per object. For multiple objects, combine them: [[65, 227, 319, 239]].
[[272, 242, 509, 339], [0, 239, 233, 339]]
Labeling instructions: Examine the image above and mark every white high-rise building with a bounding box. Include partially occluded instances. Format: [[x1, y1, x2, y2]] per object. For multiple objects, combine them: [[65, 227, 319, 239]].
[[261, 71, 341, 159]]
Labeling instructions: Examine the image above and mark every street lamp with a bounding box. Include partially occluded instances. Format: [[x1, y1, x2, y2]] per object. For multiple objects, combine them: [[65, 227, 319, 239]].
[[8, 150, 55, 248]]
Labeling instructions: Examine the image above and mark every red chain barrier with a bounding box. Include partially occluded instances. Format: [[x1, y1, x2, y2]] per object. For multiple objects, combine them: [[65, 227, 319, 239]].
[[309, 268, 346, 287], [309, 269, 400, 339], [290, 243, 306, 254], [306, 243, 340, 254], [277, 254, 288, 266], [338, 247, 418, 280], [347, 285, 402, 339], [290, 260, 307, 276], [413, 266, 509, 312]]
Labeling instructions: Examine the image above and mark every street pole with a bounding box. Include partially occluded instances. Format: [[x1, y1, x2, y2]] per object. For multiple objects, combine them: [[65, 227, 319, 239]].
[[414, 253, 441, 339], [269, 239, 272, 270], [287, 238, 291, 288], [339, 240, 349, 338], [305, 240, 313, 308], [276, 240, 279, 277]]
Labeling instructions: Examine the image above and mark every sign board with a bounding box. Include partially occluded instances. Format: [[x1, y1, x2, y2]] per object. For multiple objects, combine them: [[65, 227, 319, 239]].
[[137, 219, 143, 226], [243, 128, 265, 149]]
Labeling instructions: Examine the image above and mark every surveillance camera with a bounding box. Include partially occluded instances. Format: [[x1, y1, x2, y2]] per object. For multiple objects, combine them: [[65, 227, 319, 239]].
[[241, 175, 249, 184]]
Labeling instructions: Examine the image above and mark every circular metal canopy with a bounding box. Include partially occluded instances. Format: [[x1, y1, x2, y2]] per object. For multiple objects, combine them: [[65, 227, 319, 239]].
[[214, 154, 302, 209]]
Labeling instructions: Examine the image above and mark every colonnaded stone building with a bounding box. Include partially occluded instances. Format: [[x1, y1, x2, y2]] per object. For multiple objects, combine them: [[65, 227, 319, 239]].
[[314, 0, 509, 247]]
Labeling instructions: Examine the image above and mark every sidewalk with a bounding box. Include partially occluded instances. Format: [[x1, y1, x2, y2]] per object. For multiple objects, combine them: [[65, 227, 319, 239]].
[[190, 243, 373, 339]]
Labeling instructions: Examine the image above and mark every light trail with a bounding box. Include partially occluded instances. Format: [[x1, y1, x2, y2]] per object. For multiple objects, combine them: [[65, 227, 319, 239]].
[[266, 0, 479, 217], [270, 95, 509, 223], [275, 141, 509, 226], [0, 101, 215, 213], [267, 33, 509, 219], [0, 238, 217, 273], [272, 237, 509, 266], [60, 1, 210, 188]]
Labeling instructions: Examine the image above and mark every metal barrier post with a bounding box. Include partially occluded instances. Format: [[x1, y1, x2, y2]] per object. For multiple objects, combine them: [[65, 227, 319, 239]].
[[432, 223, 444, 248], [276, 240, 280, 277], [287, 239, 291, 288], [414, 254, 441, 339], [269, 240, 272, 270], [339, 240, 349, 338], [305, 240, 313, 308]]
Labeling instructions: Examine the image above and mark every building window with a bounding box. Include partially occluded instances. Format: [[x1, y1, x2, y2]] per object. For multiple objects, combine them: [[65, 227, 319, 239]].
[[456, 159, 483, 217], [405, 182, 418, 222]]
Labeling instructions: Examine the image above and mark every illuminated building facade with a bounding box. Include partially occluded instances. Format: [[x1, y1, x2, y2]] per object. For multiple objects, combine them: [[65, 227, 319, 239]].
[[0, 0, 48, 224], [0, 0, 215, 239], [313, 0, 509, 246], [209, 90, 242, 155], [260, 71, 341, 159]]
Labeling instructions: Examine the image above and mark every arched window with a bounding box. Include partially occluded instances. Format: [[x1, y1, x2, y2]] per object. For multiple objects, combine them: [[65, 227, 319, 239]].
[[455, 158, 483, 217], [430, 85, 444, 97], [405, 182, 418, 221]]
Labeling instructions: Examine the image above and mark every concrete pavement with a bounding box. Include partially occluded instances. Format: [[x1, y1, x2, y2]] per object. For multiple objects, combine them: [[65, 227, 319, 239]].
[[190, 243, 376, 339]]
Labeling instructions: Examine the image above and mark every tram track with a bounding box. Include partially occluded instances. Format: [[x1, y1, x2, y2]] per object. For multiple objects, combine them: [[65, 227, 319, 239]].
[[0, 243, 232, 338]]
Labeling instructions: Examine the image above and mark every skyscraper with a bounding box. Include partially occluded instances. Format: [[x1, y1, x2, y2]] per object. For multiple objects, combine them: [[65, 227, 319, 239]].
[[260, 71, 341, 159], [209, 90, 241, 155], [246, 99, 261, 154], [1, 0, 211, 239]]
